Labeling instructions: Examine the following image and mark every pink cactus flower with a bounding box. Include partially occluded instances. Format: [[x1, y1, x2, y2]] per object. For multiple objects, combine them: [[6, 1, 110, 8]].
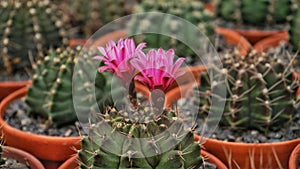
[[131, 48, 185, 91], [94, 38, 146, 85]]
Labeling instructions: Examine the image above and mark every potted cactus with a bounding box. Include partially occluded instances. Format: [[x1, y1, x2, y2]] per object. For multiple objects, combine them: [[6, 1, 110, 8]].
[[214, 0, 295, 53], [58, 38, 228, 169], [0, 46, 113, 168], [0, 0, 69, 100], [192, 49, 300, 169], [0, 145, 45, 169]]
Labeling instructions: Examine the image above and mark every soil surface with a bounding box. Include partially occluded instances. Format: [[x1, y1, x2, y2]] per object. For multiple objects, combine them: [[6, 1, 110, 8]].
[[4, 99, 86, 137], [0, 71, 30, 81], [0, 158, 30, 169], [176, 97, 300, 143]]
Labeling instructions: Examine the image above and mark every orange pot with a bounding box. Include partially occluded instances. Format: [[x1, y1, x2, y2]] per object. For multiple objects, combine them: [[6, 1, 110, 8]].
[[68, 38, 88, 47], [289, 143, 300, 169], [216, 27, 252, 56], [195, 135, 300, 169], [2, 146, 45, 169], [91, 30, 127, 47], [0, 80, 30, 101], [0, 87, 81, 168], [253, 31, 289, 55], [235, 29, 285, 45], [58, 149, 228, 169]]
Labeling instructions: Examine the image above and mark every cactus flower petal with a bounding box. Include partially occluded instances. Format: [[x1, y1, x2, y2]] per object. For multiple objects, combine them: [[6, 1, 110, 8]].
[[94, 38, 146, 83], [131, 48, 185, 91]]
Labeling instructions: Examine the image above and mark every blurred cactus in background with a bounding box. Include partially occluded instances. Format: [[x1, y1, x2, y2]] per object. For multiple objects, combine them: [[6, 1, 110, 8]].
[[128, 0, 215, 62], [0, 0, 69, 75]]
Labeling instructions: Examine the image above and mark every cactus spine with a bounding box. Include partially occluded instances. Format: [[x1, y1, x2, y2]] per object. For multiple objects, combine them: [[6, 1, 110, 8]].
[[79, 107, 202, 168], [25, 47, 111, 127], [196, 50, 299, 131], [0, 0, 68, 74]]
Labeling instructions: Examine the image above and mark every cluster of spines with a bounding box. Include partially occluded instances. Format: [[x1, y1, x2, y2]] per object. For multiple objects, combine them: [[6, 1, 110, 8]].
[[79, 107, 202, 168], [25, 47, 109, 127], [196, 50, 299, 131], [0, 0, 68, 74]]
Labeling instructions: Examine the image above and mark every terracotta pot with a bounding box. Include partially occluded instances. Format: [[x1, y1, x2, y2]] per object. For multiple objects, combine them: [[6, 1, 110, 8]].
[[289, 143, 300, 169], [253, 31, 289, 54], [58, 149, 228, 169], [235, 29, 286, 45], [91, 30, 127, 47], [2, 146, 45, 169], [0, 80, 30, 101], [195, 135, 300, 169], [68, 38, 87, 47], [204, 2, 214, 13], [216, 27, 252, 56], [0, 87, 81, 168]]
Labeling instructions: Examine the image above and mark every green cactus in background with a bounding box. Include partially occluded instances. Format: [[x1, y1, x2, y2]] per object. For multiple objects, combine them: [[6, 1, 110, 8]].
[[215, 0, 295, 27], [0, 0, 69, 75], [57, 0, 135, 37], [289, 2, 300, 51], [25, 47, 114, 127], [127, 0, 215, 60], [196, 50, 299, 132], [79, 107, 202, 168]]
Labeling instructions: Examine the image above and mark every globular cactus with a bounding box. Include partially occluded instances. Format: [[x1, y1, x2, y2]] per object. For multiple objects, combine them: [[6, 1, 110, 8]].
[[25, 47, 113, 127], [128, 0, 215, 59], [196, 50, 299, 132], [58, 0, 135, 37], [79, 107, 202, 168], [215, 0, 296, 27], [0, 0, 69, 75]]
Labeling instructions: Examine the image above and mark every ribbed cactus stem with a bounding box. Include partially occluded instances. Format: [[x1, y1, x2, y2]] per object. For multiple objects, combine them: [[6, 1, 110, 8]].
[[197, 50, 299, 132], [79, 108, 202, 168], [0, 0, 69, 74]]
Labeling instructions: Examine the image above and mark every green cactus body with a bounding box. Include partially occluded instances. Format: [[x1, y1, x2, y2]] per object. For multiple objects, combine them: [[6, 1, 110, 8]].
[[197, 51, 299, 131], [79, 108, 202, 168], [58, 0, 134, 36], [289, 2, 300, 51], [128, 0, 214, 59], [216, 0, 293, 27], [25, 47, 112, 127], [0, 0, 68, 74]]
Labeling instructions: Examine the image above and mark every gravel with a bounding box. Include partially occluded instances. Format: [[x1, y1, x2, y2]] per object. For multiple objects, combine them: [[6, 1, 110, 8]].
[[4, 99, 86, 137], [176, 98, 300, 143], [0, 158, 29, 169]]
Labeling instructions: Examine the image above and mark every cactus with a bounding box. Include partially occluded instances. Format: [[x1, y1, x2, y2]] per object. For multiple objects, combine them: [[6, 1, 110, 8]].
[[79, 107, 202, 168], [25, 47, 114, 127], [215, 0, 295, 27], [127, 0, 215, 59], [289, 2, 300, 51], [58, 0, 134, 37], [196, 50, 299, 132], [0, 0, 69, 75]]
